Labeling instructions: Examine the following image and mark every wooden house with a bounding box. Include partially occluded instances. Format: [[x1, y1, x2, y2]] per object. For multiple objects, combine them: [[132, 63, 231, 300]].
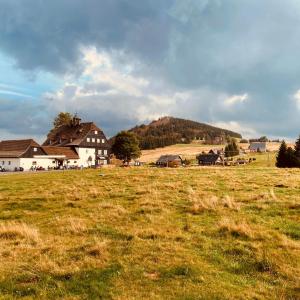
[[156, 155, 183, 167], [197, 153, 223, 166]]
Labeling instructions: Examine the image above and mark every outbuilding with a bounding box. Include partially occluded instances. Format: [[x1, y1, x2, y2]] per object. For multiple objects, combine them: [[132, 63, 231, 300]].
[[156, 155, 183, 167]]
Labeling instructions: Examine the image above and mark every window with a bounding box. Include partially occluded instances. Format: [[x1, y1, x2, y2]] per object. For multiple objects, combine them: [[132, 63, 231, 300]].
[[104, 150, 107, 155], [102, 139, 105, 143], [98, 149, 102, 155], [94, 130, 98, 134], [87, 138, 91, 142], [52, 161, 55, 164], [2, 161, 4, 165], [92, 138, 95, 143], [8, 161, 11, 165], [97, 138, 100, 143], [74, 161, 77, 164], [33, 147, 38, 152], [32, 161, 37, 165]]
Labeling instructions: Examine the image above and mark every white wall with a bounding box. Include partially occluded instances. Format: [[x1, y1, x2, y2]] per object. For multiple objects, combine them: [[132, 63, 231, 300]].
[[76, 147, 96, 167], [0, 158, 20, 171], [19, 158, 56, 170]]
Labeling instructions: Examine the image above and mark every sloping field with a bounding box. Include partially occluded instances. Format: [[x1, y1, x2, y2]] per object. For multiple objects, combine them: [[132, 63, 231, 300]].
[[140, 142, 285, 163], [0, 166, 299, 299]]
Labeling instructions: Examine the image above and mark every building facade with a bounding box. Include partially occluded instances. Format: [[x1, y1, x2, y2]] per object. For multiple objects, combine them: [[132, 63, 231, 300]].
[[0, 117, 111, 171]]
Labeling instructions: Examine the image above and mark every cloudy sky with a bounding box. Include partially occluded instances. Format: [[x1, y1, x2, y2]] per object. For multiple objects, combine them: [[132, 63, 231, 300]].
[[0, 0, 300, 141]]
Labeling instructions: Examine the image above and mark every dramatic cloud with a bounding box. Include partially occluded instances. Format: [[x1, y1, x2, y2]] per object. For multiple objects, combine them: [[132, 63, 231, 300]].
[[0, 0, 300, 139]]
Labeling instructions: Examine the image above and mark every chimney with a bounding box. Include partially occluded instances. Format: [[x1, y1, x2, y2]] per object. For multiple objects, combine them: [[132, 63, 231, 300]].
[[72, 114, 81, 126]]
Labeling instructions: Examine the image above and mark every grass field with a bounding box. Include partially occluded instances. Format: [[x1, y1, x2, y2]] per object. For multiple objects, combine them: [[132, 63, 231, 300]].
[[0, 161, 299, 299]]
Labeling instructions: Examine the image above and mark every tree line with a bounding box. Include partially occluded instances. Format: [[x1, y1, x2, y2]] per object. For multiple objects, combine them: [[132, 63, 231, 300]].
[[276, 136, 300, 168]]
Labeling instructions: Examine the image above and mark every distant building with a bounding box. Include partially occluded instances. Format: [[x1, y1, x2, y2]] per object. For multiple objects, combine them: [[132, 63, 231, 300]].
[[209, 149, 224, 155], [156, 155, 183, 167], [197, 154, 223, 166], [249, 142, 267, 152]]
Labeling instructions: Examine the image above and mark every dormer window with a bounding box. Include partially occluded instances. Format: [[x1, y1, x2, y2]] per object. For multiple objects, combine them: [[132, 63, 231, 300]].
[[87, 138, 91, 143], [102, 139, 105, 143], [92, 138, 95, 143], [33, 147, 37, 152], [97, 138, 100, 143], [94, 130, 98, 134]]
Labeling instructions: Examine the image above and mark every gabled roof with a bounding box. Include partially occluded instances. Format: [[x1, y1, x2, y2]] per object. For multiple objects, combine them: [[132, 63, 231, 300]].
[[156, 155, 182, 164], [0, 139, 40, 158], [43, 122, 102, 146], [42, 146, 79, 159]]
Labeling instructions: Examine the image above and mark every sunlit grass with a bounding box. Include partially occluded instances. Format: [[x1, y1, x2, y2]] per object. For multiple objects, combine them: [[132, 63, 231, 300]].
[[0, 166, 299, 299]]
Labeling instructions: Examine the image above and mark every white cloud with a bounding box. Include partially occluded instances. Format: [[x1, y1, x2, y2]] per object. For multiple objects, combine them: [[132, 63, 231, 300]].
[[293, 89, 300, 109], [224, 93, 248, 106]]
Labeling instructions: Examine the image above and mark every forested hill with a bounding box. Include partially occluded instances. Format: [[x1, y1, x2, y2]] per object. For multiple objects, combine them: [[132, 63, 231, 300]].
[[128, 116, 242, 150]]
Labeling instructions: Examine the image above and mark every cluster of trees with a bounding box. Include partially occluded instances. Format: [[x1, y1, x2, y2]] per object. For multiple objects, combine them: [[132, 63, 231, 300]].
[[130, 117, 241, 150], [112, 131, 141, 163], [276, 137, 300, 168], [224, 138, 240, 157], [249, 136, 269, 143]]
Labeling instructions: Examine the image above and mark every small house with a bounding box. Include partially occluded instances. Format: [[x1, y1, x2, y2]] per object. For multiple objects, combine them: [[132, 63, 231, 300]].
[[249, 142, 267, 152], [156, 155, 183, 167], [197, 154, 223, 166]]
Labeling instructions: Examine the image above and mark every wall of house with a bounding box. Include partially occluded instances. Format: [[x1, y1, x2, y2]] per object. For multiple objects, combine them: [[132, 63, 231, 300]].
[[76, 147, 97, 167], [0, 158, 20, 171], [19, 158, 56, 170]]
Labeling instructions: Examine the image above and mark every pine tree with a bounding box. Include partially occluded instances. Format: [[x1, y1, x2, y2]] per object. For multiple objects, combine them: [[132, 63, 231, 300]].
[[225, 138, 239, 157], [294, 135, 300, 158], [285, 147, 299, 168], [276, 140, 288, 168]]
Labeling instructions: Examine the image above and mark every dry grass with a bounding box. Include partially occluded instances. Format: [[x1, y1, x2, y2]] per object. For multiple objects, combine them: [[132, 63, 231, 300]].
[[0, 167, 299, 299], [0, 222, 39, 244], [218, 217, 256, 239]]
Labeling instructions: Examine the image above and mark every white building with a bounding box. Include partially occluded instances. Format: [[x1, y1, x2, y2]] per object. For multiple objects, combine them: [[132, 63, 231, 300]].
[[0, 139, 80, 171], [42, 116, 111, 166], [0, 117, 111, 171]]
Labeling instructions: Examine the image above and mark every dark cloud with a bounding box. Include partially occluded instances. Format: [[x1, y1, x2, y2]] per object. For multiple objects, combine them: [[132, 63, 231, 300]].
[[0, 0, 300, 139]]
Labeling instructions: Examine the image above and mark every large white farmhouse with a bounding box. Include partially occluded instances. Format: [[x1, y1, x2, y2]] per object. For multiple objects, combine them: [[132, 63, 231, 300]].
[[0, 116, 111, 171]]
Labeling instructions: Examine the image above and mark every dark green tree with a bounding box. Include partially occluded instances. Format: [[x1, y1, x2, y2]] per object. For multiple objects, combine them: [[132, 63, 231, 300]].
[[225, 138, 239, 157], [112, 131, 141, 163], [276, 140, 288, 168], [285, 147, 299, 168], [295, 135, 300, 158]]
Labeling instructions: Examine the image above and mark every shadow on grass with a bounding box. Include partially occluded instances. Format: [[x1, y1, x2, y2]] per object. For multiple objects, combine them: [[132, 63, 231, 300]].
[[0, 263, 122, 299]]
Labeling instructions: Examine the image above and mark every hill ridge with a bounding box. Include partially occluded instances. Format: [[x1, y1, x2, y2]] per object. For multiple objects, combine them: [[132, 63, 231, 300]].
[[128, 116, 242, 150]]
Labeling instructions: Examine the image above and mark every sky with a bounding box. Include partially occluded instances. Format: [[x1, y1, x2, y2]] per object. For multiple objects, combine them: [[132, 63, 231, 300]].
[[0, 0, 300, 142]]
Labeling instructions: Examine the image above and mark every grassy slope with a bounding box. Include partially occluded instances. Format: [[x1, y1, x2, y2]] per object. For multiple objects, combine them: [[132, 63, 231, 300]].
[[140, 142, 283, 163], [0, 163, 299, 299]]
